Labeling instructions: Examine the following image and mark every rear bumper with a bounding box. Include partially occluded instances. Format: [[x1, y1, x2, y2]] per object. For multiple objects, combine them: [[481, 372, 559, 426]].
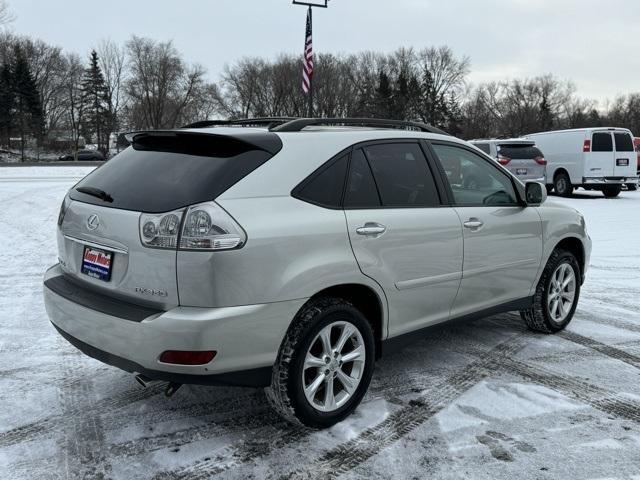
[[43, 264, 306, 386], [582, 176, 638, 185]]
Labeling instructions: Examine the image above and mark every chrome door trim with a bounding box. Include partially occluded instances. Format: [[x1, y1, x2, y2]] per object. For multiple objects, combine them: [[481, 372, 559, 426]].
[[395, 271, 463, 291], [462, 258, 538, 279]]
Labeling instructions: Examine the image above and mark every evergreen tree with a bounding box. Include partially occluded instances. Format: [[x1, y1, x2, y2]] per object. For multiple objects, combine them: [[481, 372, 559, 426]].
[[0, 61, 13, 146], [81, 50, 110, 154], [12, 46, 43, 161], [375, 70, 393, 118]]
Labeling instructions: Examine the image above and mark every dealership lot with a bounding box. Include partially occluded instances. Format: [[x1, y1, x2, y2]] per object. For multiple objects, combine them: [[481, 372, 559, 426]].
[[1, 167, 639, 480]]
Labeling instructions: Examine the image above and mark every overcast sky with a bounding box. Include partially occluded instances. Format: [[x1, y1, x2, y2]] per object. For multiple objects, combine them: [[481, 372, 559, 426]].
[[7, 0, 640, 103]]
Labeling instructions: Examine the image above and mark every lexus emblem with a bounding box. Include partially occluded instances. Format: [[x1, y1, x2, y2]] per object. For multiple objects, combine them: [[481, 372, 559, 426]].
[[87, 214, 100, 231]]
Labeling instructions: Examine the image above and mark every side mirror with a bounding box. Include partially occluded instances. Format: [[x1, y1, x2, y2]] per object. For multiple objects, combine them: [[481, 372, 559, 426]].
[[525, 181, 547, 206]]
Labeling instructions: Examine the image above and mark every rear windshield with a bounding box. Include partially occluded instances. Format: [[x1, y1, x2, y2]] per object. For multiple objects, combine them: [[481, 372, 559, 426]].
[[69, 133, 281, 213], [497, 144, 542, 159]]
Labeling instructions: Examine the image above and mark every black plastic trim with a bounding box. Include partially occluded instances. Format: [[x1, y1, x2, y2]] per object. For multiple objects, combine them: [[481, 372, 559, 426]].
[[52, 323, 272, 387], [381, 296, 534, 356], [44, 274, 162, 323]]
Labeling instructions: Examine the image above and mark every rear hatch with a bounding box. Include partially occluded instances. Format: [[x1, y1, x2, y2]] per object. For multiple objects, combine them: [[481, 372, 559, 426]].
[[58, 130, 281, 310], [496, 142, 546, 180]]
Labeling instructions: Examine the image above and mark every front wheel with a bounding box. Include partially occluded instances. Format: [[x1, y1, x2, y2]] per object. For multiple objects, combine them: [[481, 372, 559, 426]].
[[520, 249, 581, 333], [603, 185, 622, 198], [266, 297, 375, 428]]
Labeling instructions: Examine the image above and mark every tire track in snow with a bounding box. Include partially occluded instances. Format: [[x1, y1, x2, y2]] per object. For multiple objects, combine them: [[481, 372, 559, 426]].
[[279, 335, 529, 480], [558, 330, 640, 369]]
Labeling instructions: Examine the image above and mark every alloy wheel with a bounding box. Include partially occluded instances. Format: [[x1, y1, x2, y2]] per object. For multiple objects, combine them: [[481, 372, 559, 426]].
[[302, 321, 366, 413], [547, 263, 576, 323]]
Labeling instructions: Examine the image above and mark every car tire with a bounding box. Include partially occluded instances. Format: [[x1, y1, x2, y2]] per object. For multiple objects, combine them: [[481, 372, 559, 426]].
[[553, 172, 573, 197], [625, 183, 637, 191], [265, 297, 375, 428], [602, 185, 622, 198], [520, 249, 581, 333]]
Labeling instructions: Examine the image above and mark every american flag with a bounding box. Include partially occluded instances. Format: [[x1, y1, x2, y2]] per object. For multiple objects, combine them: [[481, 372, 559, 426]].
[[302, 7, 313, 94]]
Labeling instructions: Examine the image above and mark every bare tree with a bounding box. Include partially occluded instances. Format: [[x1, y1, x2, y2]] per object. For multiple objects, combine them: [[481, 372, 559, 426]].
[[97, 39, 126, 132], [125, 36, 205, 129], [63, 53, 85, 157], [0, 1, 14, 26]]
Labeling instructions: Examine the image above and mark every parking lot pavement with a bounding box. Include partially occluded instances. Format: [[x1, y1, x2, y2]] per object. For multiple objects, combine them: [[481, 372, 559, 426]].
[[1, 170, 639, 479]]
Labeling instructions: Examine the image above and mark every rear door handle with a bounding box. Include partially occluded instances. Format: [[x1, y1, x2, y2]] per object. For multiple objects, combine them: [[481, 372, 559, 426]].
[[463, 218, 484, 230], [356, 223, 386, 236]]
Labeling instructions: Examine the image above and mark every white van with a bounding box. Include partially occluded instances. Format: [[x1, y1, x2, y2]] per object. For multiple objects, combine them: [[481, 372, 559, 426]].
[[525, 128, 639, 197]]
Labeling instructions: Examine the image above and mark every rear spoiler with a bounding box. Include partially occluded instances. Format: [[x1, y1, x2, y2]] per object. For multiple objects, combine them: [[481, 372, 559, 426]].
[[124, 130, 283, 156]]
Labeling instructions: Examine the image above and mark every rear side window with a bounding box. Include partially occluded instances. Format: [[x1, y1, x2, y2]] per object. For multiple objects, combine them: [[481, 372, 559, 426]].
[[295, 154, 349, 208], [592, 133, 613, 152], [497, 144, 543, 159], [474, 143, 491, 155], [344, 149, 381, 208], [363, 143, 440, 207], [70, 133, 280, 213], [614, 133, 634, 152]]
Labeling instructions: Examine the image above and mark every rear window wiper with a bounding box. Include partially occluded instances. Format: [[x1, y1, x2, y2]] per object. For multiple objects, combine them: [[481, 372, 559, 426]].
[[75, 186, 113, 203]]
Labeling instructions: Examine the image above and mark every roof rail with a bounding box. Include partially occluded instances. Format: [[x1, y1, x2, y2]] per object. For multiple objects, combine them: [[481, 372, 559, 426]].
[[271, 118, 449, 135], [182, 117, 297, 129]]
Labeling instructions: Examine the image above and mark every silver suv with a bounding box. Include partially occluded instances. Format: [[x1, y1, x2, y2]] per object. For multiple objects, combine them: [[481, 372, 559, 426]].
[[44, 118, 591, 428], [470, 138, 547, 185]]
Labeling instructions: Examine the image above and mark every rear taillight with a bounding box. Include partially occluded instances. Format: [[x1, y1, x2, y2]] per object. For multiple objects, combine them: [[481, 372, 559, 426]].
[[533, 156, 547, 166], [139, 201, 246, 251], [180, 202, 246, 251], [583, 140, 591, 152], [497, 154, 511, 165], [57, 196, 70, 227], [159, 350, 217, 365], [140, 208, 183, 249]]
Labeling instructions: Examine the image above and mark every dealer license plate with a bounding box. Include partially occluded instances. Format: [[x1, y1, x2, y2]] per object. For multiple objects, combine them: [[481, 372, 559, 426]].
[[81, 246, 113, 281]]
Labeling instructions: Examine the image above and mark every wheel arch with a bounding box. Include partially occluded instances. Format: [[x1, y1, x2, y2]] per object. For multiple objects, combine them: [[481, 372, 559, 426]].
[[307, 283, 386, 359], [553, 236, 586, 280]]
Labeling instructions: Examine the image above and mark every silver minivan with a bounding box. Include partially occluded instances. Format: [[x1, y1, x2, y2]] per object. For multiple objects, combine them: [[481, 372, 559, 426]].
[[44, 118, 590, 428], [471, 139, 547, 185]]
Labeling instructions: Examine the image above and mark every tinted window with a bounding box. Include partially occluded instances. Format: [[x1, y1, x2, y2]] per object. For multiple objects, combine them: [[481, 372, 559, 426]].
[[432, 144, 519, 207], [498, 144, 543, 159], [363, 143, 440, 207], [592, 132, 613, 152], [344, 149, 381, 208], [70, 133, 279, 213], [296, 154, 349, 208], [614, 132, 634, 152], [474, 143, 491, 154]]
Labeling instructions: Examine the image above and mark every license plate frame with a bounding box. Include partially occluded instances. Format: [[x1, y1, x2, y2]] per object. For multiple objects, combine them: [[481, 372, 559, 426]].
[[81, 246, 114, 282]]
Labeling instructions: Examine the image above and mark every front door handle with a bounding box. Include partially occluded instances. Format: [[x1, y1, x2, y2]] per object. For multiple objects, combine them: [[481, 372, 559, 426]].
[[463, 218, 484, 230], [356, 222, 387, 236]]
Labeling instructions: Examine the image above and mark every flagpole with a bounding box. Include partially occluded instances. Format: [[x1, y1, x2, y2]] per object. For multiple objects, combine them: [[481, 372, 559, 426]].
[[293, 0, 329, 119], [307, 6, 313, 118]]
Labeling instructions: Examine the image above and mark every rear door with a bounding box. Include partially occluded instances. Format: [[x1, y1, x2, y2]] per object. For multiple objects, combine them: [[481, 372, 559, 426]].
[[343, 142, 463, 337], [612, 131, 635, 177], [497, 143, 546, 183], [429, 142, 542, 317], [588, 131, 615, 177]]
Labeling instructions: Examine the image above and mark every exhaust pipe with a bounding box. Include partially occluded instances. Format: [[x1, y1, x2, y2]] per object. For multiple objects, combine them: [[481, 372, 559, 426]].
[[134, 373, 182, 398], [134, 373, 164, 389]]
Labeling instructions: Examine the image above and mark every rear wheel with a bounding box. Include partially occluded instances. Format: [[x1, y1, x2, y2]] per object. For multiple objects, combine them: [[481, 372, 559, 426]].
[[554, 172, 573, 197], [520, 249, 581, 333], [603, 185, 622, 198], [266, 297, 375, 428], [545, 185, 554, 194]]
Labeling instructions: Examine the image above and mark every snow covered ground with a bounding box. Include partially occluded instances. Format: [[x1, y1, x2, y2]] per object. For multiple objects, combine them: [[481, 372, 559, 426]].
[[1, 167, 639, 479]]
